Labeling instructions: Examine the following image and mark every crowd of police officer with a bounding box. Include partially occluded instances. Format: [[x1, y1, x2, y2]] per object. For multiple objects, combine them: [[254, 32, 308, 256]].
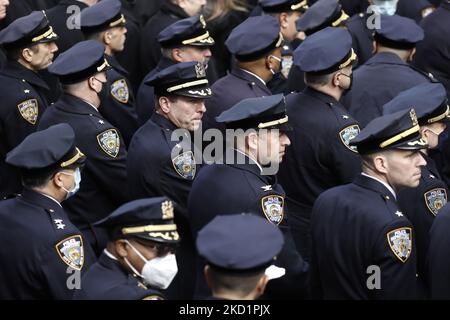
[[1, 0, 450, 300]]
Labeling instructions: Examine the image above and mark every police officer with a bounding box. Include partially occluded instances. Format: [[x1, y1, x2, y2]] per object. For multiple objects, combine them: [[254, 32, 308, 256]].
[[38, 40, 128, 255], [197, 214, 285, 300], [382, 83, 450, 296], [310, 108, 427, 299], [343, 14, 436, 127], [127, 61, 210, 299], [260, 0, 309, 95], [0, 123, 95, 299], [287, 0, 349, 93], [189, 94, 309, 299], [0, 11, 59, 199], [277, 27, 361, 260], [136, 14, 214, 125], [80, 0, 139, 147], [204, 15, 282, 132], [73, 197, 180, 300]]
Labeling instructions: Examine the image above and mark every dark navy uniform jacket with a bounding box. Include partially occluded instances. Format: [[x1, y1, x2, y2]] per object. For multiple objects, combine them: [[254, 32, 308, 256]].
[[101, 55, 139, 147], [397, 153, 448, 295], [310, 174, 419, 300], [204, 67, 272, 131], [38, 94, 128, 253], [135, 57, 175, 126], [343, 52, 436, 127], [127, 112, 201, 300], [345, 13, 374, 67], [277, 87, 361, 259], [0, 189, 95, 299], [428, 201, 450, 299], [73, 251, 164, 300], [0, 61, 50, 199], [188, 151, 309, 300]]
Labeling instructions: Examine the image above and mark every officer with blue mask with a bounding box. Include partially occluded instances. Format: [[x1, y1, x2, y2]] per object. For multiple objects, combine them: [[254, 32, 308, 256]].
[[74, 197, 180, 300], [382, 83, 450, 297], [0, 123, 95, 299], [311, 108, 427, 299], [38, 40, 129, 256]]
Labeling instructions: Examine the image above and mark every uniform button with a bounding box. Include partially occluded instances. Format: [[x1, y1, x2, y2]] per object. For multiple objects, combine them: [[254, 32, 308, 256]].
[[48, 209, 55, 213], [251, 82, 255, 86], [385, 196, 390, 200]]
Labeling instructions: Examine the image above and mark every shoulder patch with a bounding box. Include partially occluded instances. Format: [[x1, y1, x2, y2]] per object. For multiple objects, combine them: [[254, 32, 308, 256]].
[[339, 124, 360, 153], [97, 129, 120, 157], [17, 99, 38, 124], [424, 188, 447, 216], [55, 235, 85, 271], [387, 227, 412, 263], [172, 151, 196, 180], [110, 79, 129, 104], [261, 195, 284, 225], [142, 295, 164, 300]]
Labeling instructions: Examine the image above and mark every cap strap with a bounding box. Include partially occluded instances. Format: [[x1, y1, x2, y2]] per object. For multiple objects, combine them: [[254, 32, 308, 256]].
[[331, 10, 349, 27], [122, 224, 177, 235], [109, 14, 126, 28], [97, 59, 110, 72], [339, 48, 357, 69], [291, 0, 308, 10], [275, 32, 284, 48], [166, 79, 208, 93], [428, 105, 450, 124], [258, 115, 289, 129], [379, 125, 420, 149], [182, 31, 214, 45], [60, 147, 85, 168], [32, 26, 57, 43]]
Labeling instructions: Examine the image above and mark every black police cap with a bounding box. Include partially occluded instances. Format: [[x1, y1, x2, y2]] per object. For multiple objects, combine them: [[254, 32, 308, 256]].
[[95, 197, 180, 244], [225, 16, 283, 62], [294, 27, 356, 74], [157, 15, 215, 48], [295, 0, 348, 36], [350, 109, 428, 154], [383, 83, 450, 126], [196, 214, 284, 274], [215, 94, 291, 131], [0, 11, 58, 51], [373, 14, 424, 50], [145, 61, 212, 99], [48, 40, 110, 84], [80, 0, 126, 35], [260, 0, 309, 13], [6, 123, 85, 170]]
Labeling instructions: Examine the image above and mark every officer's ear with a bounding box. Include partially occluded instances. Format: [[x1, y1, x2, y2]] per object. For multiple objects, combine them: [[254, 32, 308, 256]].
[[158, 96, 172, 114], [103, 30, 113, 45], [247, 131, 259, 153], [21, 47, 35, 63], [372, 41, 378, 54], [373, 153, 389, 174], [115, 240, 129, 258], [172, 48, 185, 63], [279, 12, 289, 29]]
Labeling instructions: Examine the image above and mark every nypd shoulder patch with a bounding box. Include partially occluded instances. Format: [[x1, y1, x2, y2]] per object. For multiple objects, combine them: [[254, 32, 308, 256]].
[[110, 79, 129, 104], [339, 124, 360, 153], [387, 227, 412, 263], [172, 151, 196, 180], [142, 295, 164, 300], [55, 235, 85, 271], [424, 188, 447, 216], [97, 129, 120, 158], [261, 195, 284, 225], [17, 99, 39, 124]]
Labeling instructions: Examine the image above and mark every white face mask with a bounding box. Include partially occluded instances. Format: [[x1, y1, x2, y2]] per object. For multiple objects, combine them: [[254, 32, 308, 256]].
[[372, 0, 398, 16], [123, 240, 178, 290], [60, 167, 81, 199]]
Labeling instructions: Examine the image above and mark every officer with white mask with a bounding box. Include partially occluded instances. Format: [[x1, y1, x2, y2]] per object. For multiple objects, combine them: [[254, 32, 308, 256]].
[[73, 197, 180, 300]]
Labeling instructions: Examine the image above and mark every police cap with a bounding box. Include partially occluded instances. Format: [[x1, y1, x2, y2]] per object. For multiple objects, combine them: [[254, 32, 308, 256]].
[[373, 14, 424, 50], [260, 0, 309, 13], [196, 214, 284, 274], [80, 0, 126, 35], [95, 197, 180, 244]]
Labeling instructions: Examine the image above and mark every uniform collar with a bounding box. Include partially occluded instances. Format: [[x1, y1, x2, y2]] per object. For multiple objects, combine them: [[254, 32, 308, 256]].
[[227, 148, 276, 182], [99, 250, 129, 276], [231, 67, 271, 94], [1, 60, 50, 90], [355, 173, 397, 200], [19, 188, 64, 213], [106, 54, 128, 76], [365, 51, 407, 66], [151, 112, 179, 132], [58, 93, 101, 115], [239, 68, 266, 85], [303, 86, 339, 106]]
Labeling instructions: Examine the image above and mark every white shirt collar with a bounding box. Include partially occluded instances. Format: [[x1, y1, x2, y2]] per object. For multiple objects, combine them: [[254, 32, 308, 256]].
[[104, 249, 119, 261], [240, 68, 266, 86], [234, 148, 263, 173], [361, 172, 397, 199], [41, 193, 62, 208]]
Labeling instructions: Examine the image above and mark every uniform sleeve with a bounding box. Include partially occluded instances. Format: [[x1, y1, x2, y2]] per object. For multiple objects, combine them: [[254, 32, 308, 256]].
[[371, 220, 419, 299], [4, 100, 40, 150]]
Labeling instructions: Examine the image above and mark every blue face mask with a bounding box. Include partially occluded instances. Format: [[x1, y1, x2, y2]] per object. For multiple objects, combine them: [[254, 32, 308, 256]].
[[61, 167, 81, 199], [373, 0, 398, 16]]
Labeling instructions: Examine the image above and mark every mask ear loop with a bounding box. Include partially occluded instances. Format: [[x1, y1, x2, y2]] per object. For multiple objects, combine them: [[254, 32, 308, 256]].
[[123, 239, 148, 278], [268, 55, 282, 75]]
